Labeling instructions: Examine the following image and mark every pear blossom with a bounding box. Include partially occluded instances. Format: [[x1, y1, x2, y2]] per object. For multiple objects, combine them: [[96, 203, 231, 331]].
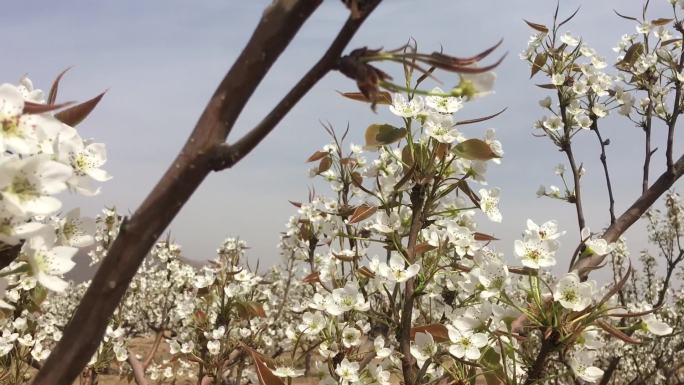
[[410, 332, 437, 367], [543, 115, 563, 131], [341, 326, 361, 347], [642, 313, 673, 336], [372, 211, 401, 234], [57, 208, 95, 247], [23, 235, 77, 292], [273, 366, 304, 378], [553, 272, 594, 311], [539, 96, 552, 108], [335, 358, 359, 385], [447, 325, 488, 360], [326, 283, 369, 315], [581, 227, 614, 256], [0, 155, 72, 216], [207, 340, 220, 355], [514, 237, 558, 269], [378, 254, 420, 283], [479, 188, 502, 222], [575, 113, 592, 129], [560, 31, 580, 46], [425, 87, 464, 113], [0, 208, 45, 245], [551, 73, 565, 86], [374, 336, 392, 358], [424, 112, 461, 143], [0, 84, 41, 154], [298, 311, 325, 335], [58, 134, 111, 195], [569, 350, 604, 382], [389, 93, 424, 118], [459, 71, 496, 99], [525, 219, 564, 240]]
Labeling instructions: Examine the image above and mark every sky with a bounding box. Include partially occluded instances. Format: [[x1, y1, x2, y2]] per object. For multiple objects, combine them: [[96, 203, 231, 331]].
[[2, 0, 682, 277]]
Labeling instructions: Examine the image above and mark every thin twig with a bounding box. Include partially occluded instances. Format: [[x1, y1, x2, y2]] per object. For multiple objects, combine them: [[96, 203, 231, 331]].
[[592, 122, 616, 225]]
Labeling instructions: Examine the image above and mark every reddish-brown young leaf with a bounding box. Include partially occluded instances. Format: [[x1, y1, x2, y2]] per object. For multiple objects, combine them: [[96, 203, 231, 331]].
[[410, 324, 450, 343], [474, 232, 499, 241], [23, 101, 74, 114], [356, 266, 375, 279], [350, 172, 363, 187], [54, 91, 106, 127], [317, 156, 333, 174], [454, 107, 507, 126], [523, 19, 549, 33], [536, 83, 558, 89], [412, 243, 436, 256], [48, 67, 73, 105], [302, 272, 320, 284], [339, 91, 392, 105], [244, 345, 286, 385], [596, 320, 641, 344], [306, 150, 329, 162], [530, 52, 547, 78], [348, 204, 377, 223], [288, 200, 302, 208]]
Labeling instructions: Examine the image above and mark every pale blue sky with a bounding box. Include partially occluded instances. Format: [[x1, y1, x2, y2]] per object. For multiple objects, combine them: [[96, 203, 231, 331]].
[[2, 1, 681, 273]]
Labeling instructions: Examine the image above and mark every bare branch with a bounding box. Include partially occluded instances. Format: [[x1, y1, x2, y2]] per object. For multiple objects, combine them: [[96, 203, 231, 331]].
[[211, 1, 383, 170], [32, 1, 330, 384], [127, 352, 149, 385], [0, 243, 22, 270], [574, 153, 684, 279], [592, 122, 616, 225]]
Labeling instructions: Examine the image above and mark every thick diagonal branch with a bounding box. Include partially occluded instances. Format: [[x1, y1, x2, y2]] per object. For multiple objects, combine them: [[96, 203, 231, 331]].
[[32, 2, 324, 384], [574, 153, 684, 278], [211, 1, 382, 170]]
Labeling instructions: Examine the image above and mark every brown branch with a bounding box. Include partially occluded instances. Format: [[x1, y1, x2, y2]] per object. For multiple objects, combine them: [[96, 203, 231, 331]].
[[211, 2, 383, 170], [643, 101, 654, 194], [564, 142, 585, 232], [592, 122, 616, 225], [574, 152, 684, 279], [598, 356, 621, 385], [558, 93, 585, 232], [33, 3, 386, 385], [32, 2, 327, 384], [127, 351, 149, 385], [399, 184, 427, 385], [0, 243, 22, 270], [523, 332, 559, 385], [667, 31, 684, 176], [142, 331, 164, 369]]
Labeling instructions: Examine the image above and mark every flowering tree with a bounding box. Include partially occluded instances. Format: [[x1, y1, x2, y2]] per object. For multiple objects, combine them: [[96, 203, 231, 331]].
[[1, 1, 684, 385]]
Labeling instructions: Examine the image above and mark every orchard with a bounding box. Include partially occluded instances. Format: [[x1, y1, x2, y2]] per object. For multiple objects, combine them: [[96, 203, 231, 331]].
[[1, 1, 684, 385]]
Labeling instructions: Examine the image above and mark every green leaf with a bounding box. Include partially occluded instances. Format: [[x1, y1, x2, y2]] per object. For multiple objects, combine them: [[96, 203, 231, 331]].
[[454, 139, 500, 160], [616, 43, 644, 70], [236, 301, 266, 320], [651, 18, 673, 26], [365, 124, 407, 147], [339, 91, 392, 105]]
